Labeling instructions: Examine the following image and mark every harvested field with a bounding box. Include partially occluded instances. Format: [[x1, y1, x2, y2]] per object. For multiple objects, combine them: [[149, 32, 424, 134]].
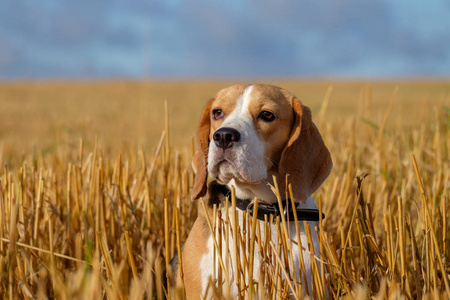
[[0, 80, 449, 299]]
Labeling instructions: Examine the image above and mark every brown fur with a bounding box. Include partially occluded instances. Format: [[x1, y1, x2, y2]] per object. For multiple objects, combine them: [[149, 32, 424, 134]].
[[191, 97, 215, 200], [278, 94, 332, 203], [178, 202, 213, 297]]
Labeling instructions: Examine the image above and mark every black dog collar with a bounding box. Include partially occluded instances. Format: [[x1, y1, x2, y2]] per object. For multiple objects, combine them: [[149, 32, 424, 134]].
[[208, 181, 325, 222]]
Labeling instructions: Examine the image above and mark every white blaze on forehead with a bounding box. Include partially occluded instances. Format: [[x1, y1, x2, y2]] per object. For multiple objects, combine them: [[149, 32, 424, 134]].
[[239, 85, 254, 116], [221, 85, 254, 128]]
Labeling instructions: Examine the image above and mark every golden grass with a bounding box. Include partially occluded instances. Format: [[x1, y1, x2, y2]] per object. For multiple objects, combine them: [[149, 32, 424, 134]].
[[0, 80, 449, 299]]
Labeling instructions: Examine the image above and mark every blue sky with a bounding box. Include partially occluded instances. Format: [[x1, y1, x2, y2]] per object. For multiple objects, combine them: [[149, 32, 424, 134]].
[[1, 0, 450, 79]]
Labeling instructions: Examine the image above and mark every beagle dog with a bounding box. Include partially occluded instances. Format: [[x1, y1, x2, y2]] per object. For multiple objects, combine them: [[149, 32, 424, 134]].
[[168, 84, 332, 298]]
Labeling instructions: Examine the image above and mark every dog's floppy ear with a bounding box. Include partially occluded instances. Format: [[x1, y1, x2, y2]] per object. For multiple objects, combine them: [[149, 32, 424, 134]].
[[278, 98, 332, 203], [191, 98, 214, 201]]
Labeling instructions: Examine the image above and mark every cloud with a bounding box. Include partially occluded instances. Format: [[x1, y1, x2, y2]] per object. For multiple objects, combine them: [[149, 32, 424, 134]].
[[0, 0, 449, 79]]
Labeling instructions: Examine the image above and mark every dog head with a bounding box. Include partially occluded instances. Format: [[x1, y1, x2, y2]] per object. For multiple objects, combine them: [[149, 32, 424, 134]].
[[191, 84, 332, 203]]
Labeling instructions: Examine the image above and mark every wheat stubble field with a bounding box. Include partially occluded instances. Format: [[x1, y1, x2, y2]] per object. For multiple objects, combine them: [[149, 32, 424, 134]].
[[0, 80, 449, 299]]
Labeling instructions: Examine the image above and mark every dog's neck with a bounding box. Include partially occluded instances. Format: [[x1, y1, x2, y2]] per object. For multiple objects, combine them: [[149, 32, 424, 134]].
[[227, 178, 278, 203], [207, 180, 324, 222]]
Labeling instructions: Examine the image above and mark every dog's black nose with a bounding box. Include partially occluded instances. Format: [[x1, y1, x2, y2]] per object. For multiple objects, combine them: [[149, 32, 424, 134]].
[[213, 127, 241, 149]]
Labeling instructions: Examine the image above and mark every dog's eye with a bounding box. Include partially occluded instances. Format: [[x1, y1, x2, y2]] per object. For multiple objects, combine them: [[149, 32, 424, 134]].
[[212, 109, 224, 120], [259, 111, 275, 122]]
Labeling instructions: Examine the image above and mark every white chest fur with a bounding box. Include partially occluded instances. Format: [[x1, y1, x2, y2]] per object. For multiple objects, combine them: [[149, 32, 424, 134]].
[[199, 197, 321, 298]]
